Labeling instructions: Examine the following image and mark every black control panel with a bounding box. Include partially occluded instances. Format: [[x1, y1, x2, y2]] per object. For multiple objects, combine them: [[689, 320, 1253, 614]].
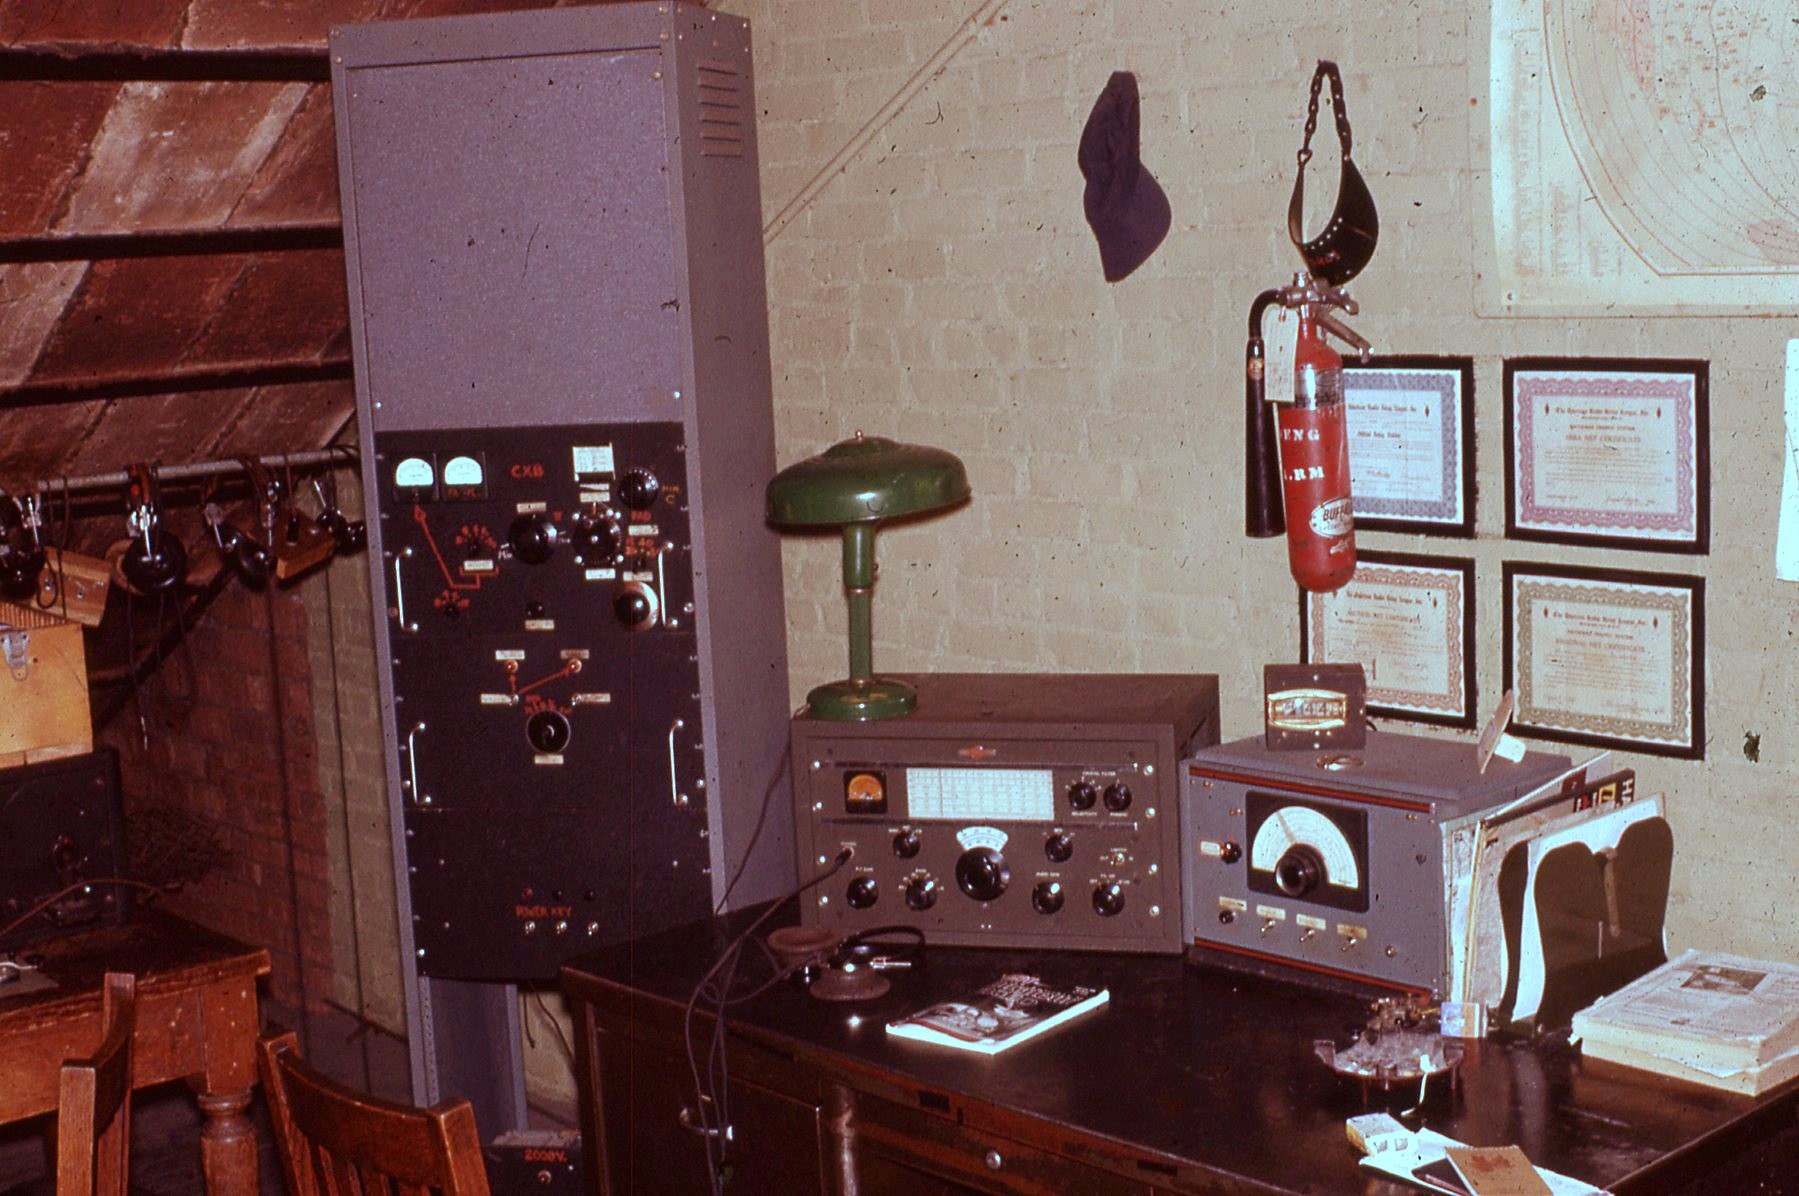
[[376, 422, 711, 979]]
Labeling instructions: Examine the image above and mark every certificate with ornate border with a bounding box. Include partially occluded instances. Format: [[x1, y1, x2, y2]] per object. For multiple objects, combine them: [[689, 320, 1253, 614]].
[[1504, 357, 1709, 552], [1300, 552, 1476, 728], [1344, 356, 1475, 537], [1503, 563, 1704, 759]]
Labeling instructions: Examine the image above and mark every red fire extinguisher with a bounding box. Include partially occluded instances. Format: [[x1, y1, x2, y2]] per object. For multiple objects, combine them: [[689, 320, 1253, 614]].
[[1276, 309, 1355, 592], [1244, 279, 1370, 593]]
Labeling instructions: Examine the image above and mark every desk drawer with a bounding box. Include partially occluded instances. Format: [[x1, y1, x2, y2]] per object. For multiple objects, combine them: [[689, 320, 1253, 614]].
[[594, 1037, 823, 1195], [849, 1093, 1152, 1196]]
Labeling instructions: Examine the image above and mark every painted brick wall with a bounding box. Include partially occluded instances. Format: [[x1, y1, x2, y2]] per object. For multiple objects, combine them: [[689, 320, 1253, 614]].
[[103, 582, 334, 1011], [717, 0, 1799, 964]]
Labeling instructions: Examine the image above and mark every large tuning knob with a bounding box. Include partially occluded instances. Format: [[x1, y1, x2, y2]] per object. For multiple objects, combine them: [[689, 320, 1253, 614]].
[[618, 469, 661, 511], [507, 514, 558, 564], [954, 847, 1009, 903], [568, 511, 624, 567]]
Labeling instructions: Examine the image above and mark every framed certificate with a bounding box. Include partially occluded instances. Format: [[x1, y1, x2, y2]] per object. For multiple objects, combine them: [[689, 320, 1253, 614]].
[[1503, 563, 1705, 759], [1344, 356, 1475, 536], [1504, 358, 1709, 552], [1300, 552, 1476, 728]]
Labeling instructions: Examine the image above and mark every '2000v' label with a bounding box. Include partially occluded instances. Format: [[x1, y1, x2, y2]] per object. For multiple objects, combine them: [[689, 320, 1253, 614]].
[[1309, 497, 1353, 538]]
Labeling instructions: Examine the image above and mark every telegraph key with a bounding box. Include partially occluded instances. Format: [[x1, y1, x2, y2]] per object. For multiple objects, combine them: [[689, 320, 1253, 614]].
[[793, 673, 1219, 954]]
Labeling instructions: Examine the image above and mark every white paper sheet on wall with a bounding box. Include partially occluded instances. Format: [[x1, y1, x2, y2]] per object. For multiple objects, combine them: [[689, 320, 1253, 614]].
[[1780, 339, 1799, 582]]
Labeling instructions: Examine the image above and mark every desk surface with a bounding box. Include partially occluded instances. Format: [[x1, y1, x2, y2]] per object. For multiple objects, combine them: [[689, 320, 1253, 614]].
[[563, 908, 1799, 1195], [1, 909, 271, 1196]]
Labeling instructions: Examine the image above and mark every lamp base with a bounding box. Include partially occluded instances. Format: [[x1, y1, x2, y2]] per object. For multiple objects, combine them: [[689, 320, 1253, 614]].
[[804, 677, 917, 721]]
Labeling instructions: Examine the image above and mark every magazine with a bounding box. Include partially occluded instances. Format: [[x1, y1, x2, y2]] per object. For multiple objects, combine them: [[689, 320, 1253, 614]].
[[886, 973, 1109, 1055]]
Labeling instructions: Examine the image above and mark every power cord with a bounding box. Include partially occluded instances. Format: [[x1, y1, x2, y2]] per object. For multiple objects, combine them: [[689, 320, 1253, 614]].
[[683, 845, 853, 1194]]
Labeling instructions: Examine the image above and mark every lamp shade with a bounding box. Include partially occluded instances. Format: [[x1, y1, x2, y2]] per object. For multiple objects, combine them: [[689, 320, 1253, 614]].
[[766, 433, 969, 526]]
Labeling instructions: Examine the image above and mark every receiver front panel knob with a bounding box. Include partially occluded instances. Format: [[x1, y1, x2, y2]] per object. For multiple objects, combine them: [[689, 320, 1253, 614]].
[[954, 846, 1009, 902]]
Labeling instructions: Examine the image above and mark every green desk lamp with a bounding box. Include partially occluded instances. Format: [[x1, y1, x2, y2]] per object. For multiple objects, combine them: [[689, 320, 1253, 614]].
[[767, 432, 970, 720]]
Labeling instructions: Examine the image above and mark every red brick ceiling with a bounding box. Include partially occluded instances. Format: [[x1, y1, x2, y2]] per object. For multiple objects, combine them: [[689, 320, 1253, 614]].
[[0, 0, 574, 541]]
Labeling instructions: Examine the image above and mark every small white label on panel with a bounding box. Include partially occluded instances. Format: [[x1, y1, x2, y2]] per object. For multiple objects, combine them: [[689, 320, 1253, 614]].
[[1297, 913, 1327, 931], [1218, 896, 1248, 912], [480, 694, 513, 706], [463, 559, 495, 573], [572, 693, 612, 705], [572, 445, 615, 477], [1255, 904, 1287, 921], [1198, 839, 1224, 858], [524, 619, 555, 632], [624, 571, 654, 583], [629, 523, 658, 536], [516, 501, 548, 514], [584, 568, 618, 581], [495, 649, 526, 661], [534, 754, 565, 766]]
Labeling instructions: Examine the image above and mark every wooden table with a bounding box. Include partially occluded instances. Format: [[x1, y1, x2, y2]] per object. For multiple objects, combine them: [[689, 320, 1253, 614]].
[[563, 907, 1799, 1195], [0, 909, 271, 1195]]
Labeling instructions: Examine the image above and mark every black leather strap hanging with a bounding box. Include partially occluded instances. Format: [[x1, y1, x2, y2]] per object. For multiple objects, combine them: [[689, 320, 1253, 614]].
[[1288, 61, 1379, 285]]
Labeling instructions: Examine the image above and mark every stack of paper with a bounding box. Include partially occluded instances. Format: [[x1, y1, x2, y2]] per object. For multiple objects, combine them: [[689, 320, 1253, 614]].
[[1572, 949, 1799, 1096]]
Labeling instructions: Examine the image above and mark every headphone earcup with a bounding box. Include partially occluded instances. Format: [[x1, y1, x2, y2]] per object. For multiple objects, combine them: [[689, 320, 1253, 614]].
[[121, 529, 187, 593]]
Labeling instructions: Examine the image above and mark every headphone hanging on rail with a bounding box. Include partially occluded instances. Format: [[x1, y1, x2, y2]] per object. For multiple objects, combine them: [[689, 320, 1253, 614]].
[[0, 493, 47, 602], [119, 466, 187, 595]]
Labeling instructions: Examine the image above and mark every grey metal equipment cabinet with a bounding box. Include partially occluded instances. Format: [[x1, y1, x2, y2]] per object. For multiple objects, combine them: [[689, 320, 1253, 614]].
[[330, 2, 792, 1142]]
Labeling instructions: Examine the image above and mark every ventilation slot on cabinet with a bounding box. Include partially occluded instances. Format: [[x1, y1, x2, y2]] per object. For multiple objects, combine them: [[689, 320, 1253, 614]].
[[696, 59, 746, 158]]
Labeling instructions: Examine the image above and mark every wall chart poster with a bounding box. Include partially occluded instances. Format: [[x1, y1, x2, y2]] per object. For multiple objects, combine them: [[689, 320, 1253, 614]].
[[1503, 563, 1704, 760], [1301, 552, 1476, 728], [1344, 356, 1475, 537], [1504, 358, 1708, 552]]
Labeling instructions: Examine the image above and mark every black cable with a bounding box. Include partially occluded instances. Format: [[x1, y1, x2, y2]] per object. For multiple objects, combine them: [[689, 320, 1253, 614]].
[[0, 877, 168, 943], [712, 750, 790, 915], [683, 847, 853, 1194], [264, 585, 316, 1054]]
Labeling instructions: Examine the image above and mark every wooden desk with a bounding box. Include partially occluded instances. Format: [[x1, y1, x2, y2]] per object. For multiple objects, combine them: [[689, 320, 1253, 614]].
[[0, 910, 271, 1195], [563, 909, 1799, 1195]]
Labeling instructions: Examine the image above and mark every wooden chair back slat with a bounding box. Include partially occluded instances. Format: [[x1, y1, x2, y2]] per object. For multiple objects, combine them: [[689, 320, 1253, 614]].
[[56, 972, 137, 1196], [258, 1030, 490, 1196]]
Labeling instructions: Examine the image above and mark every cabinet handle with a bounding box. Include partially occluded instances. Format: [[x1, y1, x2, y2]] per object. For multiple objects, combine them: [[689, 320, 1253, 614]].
[[391, 548, 418, 632], [983, 1148, 1003, 1171], [668, 718, 689, 808]]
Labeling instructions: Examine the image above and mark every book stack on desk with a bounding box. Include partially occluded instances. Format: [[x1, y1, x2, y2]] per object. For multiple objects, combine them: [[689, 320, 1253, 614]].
[[1571, 949, 1799, 1096]]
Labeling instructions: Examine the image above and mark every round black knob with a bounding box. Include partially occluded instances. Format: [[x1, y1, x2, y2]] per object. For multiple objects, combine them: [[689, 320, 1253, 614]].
[[1274, 847, 1324, 898], [892, 828, 922, 859], [613, 583, 659, 629], [569, 512, 624, 566], [846, 876, 879, 909], [618, 469, 661, 510], [904, 875, 938, 911], [1220, 841, 1242, 865], [1031, 880, 1065, 915], [1067, 780, 1098, 811], [1092, 882, 1126, 917], [1218, 908, 1236, 925], [526, 710, 571, 754], [955, 847, 1009, 902], [1103, 782, 1132, 812], [1044, 831, 1074, 864], [507, 514, 558, 564]]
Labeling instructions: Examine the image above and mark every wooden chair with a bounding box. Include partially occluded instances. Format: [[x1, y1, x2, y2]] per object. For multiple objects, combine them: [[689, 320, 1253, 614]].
[[56, 971, 136, 1196], [257, 1029, 490, 1196]]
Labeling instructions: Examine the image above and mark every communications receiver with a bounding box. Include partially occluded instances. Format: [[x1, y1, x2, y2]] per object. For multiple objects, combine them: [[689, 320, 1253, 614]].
[[1182, 731, 1571, 993], [794, 673, 1218, 954]]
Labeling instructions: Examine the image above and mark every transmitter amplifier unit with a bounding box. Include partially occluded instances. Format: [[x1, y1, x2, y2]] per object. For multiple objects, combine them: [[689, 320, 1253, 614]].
[[1182, 731, 1572, 993], [793, 673, 1219, 954]]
